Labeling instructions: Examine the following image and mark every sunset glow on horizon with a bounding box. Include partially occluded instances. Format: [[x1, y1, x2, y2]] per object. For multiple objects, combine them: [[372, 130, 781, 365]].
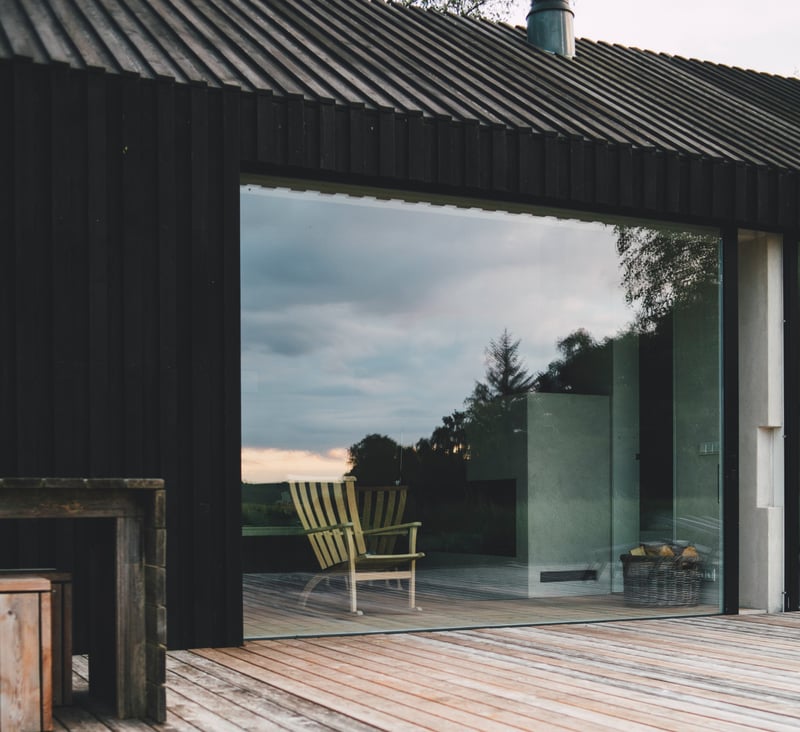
[[242, 446, 350, 484]]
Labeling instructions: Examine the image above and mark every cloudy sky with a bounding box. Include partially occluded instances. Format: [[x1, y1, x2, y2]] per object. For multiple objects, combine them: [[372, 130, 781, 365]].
[[240, 188, 664, 482], [509, 0, 799, 77]]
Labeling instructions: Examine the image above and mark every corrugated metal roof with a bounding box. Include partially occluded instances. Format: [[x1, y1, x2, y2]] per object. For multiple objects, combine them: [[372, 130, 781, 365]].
[[2, 0, 799, 171]]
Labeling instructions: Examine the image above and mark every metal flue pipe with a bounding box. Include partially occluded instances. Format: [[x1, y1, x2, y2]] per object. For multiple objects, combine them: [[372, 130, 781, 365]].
[[527, 0, 575, 58]]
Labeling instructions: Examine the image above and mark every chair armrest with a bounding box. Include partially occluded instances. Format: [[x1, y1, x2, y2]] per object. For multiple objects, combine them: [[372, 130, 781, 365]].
[[362, 552, 426, 561], [303, 522, 354, 535], [362, 521, 421, 536]]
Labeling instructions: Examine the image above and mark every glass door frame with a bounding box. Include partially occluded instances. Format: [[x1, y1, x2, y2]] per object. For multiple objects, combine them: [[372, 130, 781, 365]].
[[784, 234, 800, 611], [722, 227, 739, 615]]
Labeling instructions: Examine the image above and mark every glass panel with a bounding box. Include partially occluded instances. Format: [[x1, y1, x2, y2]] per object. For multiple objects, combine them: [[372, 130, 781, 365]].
[[241, 184, 722, 638]]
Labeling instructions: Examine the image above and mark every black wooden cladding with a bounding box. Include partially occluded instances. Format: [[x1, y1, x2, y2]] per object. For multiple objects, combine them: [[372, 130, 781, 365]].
[[3, 0, 797, 229], [2, 0, 800, 650], [0, 60, 242, 650], [3, 0, 800, 172], [238, 92, 800, 231]]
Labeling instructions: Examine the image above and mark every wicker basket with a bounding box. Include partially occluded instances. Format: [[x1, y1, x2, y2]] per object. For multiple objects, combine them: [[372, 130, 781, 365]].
[[620, 553, 703, 607]]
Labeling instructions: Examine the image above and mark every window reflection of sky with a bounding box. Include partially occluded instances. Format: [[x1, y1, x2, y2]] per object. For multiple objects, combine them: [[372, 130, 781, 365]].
[[241, 186, 633, 481]]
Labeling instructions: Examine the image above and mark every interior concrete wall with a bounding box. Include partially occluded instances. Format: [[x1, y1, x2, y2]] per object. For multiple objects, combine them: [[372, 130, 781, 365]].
[[466, 392, 612, 597], [738, 230, 785, 612], [464, 396, 528, 561], [525, 393, 612, 597]]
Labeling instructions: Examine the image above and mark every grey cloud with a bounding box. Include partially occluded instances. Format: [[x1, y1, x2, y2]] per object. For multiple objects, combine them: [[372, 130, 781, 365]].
[[240, 189, 566, 319], [240, 186, 649, 454]]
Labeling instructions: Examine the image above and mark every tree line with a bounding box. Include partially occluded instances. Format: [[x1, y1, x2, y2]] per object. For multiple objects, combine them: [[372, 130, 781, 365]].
[[347, 326, 610, 491]]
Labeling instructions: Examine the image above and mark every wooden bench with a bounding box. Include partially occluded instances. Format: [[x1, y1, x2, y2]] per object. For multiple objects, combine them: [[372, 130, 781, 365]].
[[0, 575, 53, 732]]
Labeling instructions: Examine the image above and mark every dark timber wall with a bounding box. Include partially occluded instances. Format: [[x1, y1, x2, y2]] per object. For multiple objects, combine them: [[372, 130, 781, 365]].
[[2, 53, 799, 649], [0, 60, 241, 649], [236, 94, 800, 234]]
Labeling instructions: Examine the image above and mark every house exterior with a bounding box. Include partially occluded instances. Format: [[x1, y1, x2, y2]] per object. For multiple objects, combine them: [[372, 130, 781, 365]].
[[1, 0, 798, 650]]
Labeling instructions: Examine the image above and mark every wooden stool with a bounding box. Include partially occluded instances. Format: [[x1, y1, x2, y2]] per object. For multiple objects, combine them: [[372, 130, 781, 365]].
[[37, 572, 72, 706], [0, 571, 72, 707], [0, 575, 53, 732]]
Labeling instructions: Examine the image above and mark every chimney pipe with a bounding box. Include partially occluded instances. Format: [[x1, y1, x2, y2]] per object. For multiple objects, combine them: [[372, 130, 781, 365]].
[[527, 0, 575, 59]]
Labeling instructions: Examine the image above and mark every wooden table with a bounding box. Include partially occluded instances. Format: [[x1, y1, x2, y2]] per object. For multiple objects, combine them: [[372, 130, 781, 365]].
[[0, 478, 166, 722]]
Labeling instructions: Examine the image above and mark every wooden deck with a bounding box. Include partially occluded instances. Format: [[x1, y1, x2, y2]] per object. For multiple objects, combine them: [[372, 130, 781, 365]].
[[55, 612, 800, 731]]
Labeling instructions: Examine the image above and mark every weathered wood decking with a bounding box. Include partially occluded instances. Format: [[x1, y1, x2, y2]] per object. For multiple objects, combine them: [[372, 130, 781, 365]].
[[56, 612, 800, 731]]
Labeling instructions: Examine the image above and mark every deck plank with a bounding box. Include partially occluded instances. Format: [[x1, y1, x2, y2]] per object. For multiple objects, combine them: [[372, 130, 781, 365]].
[[341, 633, 762, 732], [287, 636, 659, 731], [298, 633, 750, 732], [435, 628, 800, 729], [200, 646, 421, 731], [205, 614, 800, 732], [237, 640, 590, 732], [54, 613, 800, 731], [168, 650, 377, 731], [55, 657, 158, 731]]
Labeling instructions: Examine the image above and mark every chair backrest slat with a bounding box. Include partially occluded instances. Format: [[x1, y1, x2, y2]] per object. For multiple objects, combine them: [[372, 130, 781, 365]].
[[344, 479, 367, 556], [289, 478, 364, 569], [356, 485, 409, 554], [290, 482, 333, 568]]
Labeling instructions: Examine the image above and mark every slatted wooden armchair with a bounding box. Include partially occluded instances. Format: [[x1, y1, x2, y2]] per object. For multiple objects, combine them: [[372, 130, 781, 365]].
[[289, 477, 424, 614]]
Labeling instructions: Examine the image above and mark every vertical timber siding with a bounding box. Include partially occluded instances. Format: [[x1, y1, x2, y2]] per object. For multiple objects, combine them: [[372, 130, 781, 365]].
[[240, 96, 800, 233], [0, 59, 242, 650]]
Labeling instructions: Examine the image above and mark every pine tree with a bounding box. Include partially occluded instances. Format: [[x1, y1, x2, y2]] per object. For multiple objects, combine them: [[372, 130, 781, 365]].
[[466, 329, 535, 411]]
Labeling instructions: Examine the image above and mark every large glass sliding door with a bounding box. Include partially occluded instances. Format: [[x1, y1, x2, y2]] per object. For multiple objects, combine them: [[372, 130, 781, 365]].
[[240, 182, 724, 638]]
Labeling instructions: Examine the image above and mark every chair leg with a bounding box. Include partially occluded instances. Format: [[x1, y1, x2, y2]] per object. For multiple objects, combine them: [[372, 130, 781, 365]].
[[299, 573, 329, 608], [409, 561, 421, 611], [346, 534, 362, 615], [349, 578, 361, 615]]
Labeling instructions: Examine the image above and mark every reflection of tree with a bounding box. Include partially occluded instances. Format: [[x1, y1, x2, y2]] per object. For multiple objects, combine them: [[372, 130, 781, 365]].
[[533, 328, 611, 395], [459, 329, 532, 470], [617, 225, 721, 534], [616, 226, 719, 331], [428, 410, 469, 456], [415, 431, 467, 498], [466, 329, 535, 413], [349, 330, 535, 490], [401, 0, 513, 21], [348, 433, 397, 485], [348, 330, 532, 499]]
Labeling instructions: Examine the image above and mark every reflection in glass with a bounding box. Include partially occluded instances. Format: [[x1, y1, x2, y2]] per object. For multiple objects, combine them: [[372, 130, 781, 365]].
[[241, 185, 722, 637]]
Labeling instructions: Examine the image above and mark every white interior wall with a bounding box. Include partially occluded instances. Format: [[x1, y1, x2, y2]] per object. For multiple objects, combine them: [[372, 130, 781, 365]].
[[738, 230, 785, 612]]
